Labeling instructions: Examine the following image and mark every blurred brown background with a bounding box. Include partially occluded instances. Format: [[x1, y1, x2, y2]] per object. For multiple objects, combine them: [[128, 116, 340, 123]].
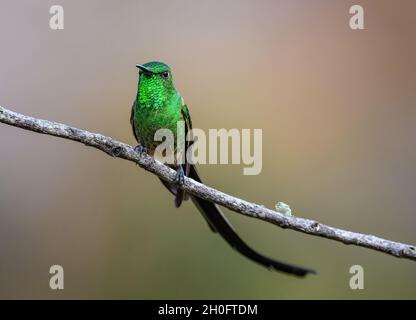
[[0, 0, 415, 299]]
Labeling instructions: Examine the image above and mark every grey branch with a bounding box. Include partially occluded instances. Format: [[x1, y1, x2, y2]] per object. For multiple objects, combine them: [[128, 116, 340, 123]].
[[1, 105, 415, 262]]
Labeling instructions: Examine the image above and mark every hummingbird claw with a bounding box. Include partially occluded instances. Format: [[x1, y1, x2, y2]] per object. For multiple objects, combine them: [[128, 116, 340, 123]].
[[174, 166, 185, 185], [134, 144, 147, 157]]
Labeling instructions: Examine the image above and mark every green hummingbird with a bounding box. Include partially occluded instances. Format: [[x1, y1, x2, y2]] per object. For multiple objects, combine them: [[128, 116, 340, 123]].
[[130, 61, 315, 276]]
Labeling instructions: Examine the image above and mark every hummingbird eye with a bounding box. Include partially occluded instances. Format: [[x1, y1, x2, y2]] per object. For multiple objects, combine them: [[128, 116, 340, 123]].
[[160, 71, 169, 80]]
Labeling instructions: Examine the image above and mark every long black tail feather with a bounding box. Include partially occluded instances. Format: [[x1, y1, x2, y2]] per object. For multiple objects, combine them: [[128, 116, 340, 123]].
[[189, 166, 316, 276]]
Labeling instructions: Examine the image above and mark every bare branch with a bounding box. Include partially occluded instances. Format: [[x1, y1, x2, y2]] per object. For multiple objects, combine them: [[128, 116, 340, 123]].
[[1, 105, 415, 261]]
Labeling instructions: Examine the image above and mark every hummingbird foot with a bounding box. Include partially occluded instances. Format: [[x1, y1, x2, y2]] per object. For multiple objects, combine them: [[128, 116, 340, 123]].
[[174, 166, 185, 185], [134, 144, 147, 157]]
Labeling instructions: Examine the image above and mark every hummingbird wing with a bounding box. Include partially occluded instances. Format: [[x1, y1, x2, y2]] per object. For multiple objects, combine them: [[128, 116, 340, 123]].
[[165, 102, 193, 207], [130, 100, 140, 143], [156, 101, 192, 207]]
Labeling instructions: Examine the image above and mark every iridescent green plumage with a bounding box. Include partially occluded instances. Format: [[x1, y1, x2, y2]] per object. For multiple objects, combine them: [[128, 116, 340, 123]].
[[130, 61, 315, 276], [131, 61, 189, 152]]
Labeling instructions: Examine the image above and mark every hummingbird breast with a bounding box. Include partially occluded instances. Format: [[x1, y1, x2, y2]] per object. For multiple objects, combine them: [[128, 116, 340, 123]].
[[133, 96, 183, 153]]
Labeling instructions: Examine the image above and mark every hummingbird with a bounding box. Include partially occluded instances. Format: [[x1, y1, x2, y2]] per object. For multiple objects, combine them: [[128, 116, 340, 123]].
[[130, 61, 315, 276]]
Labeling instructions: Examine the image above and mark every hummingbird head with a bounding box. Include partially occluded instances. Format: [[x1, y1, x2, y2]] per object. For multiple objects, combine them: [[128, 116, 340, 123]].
[[136, 61, 176, 109]]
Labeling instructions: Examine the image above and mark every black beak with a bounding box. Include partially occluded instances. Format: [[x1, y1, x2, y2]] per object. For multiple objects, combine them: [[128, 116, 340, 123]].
[[136, 64, 152, 73]]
